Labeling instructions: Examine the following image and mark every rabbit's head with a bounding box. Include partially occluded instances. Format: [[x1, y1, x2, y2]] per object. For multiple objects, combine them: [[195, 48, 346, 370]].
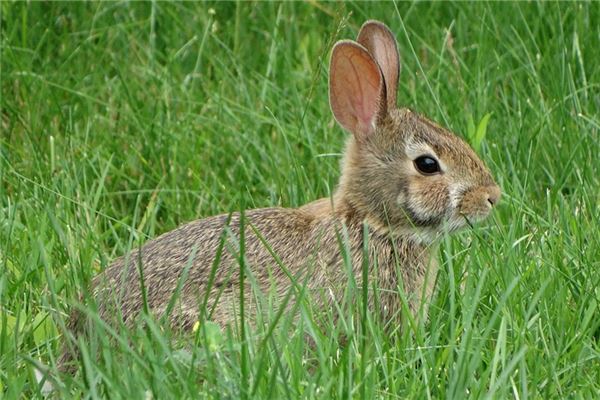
[[330, 21, 500, 242]]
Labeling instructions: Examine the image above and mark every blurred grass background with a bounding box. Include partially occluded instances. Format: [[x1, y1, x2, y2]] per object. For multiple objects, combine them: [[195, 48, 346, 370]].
[[1, 1, 599, 398]]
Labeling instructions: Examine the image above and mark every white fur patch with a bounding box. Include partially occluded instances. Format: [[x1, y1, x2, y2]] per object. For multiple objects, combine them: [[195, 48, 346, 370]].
[[396, 191, 406, 206], [449, 183, 468, 210], [405, 141, 436, 161]]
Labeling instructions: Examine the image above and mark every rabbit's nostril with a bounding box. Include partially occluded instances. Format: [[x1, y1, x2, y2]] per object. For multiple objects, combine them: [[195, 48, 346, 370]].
[[487, 189, 500, 207]]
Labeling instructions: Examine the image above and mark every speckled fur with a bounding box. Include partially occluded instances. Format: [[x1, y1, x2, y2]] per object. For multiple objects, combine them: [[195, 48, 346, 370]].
[[89, 203, 433, 330], [59, 20, 500, 371]]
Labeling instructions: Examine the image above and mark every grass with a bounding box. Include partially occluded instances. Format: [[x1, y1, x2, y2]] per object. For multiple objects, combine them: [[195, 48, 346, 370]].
[[1, 1, 599, 398]]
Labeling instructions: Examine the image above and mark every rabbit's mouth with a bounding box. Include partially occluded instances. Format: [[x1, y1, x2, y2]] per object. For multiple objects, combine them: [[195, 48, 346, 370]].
[[428, 204, 494, 235], [449, 208, 493, 231]]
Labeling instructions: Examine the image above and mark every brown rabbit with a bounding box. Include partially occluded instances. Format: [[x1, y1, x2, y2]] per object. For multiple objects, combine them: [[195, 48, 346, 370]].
[[59, 20, 500, 370]]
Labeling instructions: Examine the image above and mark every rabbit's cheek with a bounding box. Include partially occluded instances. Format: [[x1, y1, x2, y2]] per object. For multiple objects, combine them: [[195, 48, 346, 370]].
[[406, 179, 449, 224]]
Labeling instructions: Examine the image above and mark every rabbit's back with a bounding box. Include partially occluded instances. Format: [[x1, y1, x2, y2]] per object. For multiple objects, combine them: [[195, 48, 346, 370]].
[[93, 205, 338, 328]]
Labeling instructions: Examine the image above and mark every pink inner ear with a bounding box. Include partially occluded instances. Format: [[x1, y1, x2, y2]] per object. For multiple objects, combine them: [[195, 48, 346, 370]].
[[330, 43, 384, 140]]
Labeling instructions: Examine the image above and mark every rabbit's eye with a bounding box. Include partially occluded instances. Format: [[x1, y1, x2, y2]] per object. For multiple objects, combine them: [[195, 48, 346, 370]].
[[414, 156, 441, 175]]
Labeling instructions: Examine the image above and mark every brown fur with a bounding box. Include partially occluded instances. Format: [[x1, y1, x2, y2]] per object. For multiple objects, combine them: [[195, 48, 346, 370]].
[[58, 20, 500, 371], [90, 202, 432, 328]]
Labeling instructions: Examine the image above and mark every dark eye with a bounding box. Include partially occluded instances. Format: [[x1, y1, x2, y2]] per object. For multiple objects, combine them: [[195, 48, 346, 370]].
[[414, 156, 441, 175]]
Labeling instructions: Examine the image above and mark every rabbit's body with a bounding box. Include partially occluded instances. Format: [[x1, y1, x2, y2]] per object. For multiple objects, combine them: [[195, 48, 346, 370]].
[[59, 20, 501, 373], [95, 195, 435, 331]]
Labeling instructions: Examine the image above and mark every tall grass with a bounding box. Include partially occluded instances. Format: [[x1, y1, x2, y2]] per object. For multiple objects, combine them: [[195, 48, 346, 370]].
[[1, 1, 599, 398]]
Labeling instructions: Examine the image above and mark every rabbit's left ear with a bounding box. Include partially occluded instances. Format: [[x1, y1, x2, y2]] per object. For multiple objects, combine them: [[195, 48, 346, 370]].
[[329, 40, 387, 141], [357, 20, 400, 110]]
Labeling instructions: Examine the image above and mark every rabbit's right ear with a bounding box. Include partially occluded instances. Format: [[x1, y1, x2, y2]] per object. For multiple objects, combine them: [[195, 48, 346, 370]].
[[357, 20, 400, 110], [329, 41, 387, 141]]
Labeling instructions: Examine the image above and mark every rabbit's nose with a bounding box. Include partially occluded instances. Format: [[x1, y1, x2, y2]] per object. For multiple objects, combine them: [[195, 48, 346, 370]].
[[486, 186, 501, 207]]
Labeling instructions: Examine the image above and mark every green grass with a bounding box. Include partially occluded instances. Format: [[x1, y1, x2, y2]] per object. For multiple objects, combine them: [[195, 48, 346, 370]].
[[1, 1, 599, 398]]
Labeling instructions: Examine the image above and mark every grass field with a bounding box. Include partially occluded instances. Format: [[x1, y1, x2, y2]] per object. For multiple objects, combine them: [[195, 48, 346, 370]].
[[1, 1, 599, 398]]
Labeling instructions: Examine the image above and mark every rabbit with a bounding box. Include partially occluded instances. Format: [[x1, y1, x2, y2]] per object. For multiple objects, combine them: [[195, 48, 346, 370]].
[[58, 20, 500, 371]]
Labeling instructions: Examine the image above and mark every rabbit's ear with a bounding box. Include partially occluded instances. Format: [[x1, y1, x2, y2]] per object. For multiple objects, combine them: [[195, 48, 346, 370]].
[[357, 20, 400, 110], [329, 40, 387, 141]]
